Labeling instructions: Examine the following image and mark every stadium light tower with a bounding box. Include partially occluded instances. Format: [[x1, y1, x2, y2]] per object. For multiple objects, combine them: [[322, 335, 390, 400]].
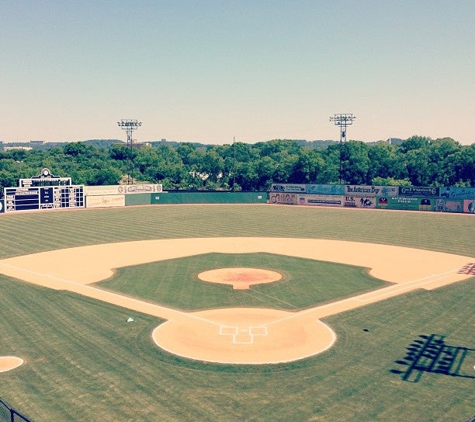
[[329, 113, 356, 184], [117, 119, 142, 185]]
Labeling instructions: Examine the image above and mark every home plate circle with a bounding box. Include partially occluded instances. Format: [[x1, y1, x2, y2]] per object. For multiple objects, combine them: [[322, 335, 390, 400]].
[[152, 307, 336, 364], [198, 267, 282, 289]]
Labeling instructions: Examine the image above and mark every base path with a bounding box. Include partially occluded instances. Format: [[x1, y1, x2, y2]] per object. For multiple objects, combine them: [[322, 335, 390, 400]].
[[0, 238, 473, 364]]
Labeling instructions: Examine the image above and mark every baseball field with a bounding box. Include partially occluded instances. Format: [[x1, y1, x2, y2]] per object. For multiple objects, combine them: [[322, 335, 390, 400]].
[[0, 204, 473, 421]]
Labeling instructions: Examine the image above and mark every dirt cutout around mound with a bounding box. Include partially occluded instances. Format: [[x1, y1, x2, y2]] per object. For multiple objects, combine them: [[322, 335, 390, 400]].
[[198, 267, 282, 289], [0, 238, 473, 364]]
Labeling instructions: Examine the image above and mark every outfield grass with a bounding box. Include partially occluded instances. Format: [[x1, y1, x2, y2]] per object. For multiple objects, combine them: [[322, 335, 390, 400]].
[[0, 205, 473, 422]]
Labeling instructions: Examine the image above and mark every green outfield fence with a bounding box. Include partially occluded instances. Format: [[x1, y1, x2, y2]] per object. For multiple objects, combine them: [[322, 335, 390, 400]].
[[0, 399, 34, 422], [151, 191, 268, 204]]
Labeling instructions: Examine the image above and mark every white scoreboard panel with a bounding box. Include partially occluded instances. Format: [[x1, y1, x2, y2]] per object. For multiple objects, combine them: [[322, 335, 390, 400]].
[[4, 186, 85, 212]]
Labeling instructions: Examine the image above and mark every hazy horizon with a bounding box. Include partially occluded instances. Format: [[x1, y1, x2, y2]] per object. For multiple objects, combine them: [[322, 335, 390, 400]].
[[1, 1, 474, 145]]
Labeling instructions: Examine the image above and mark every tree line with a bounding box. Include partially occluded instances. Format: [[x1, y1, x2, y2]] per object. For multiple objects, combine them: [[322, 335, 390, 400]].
[[0, 136, 474, 193]]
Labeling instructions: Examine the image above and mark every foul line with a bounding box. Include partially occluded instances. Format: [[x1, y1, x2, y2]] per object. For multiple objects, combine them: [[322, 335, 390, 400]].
[[0, 262, 467, 334], [264, 268, 462, 328], [0, 261, 223, 328]]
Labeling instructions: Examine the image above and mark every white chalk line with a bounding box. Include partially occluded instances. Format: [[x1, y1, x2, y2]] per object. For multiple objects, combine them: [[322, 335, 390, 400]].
[[265, 268, 462, 328], [0, 261, 222, 328], [218, 325, 268, 344], [0, 262, 466, 336]]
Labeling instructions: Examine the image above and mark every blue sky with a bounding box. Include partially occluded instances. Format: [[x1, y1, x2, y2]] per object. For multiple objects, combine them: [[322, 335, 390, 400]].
[[1, 0, 474, 145]]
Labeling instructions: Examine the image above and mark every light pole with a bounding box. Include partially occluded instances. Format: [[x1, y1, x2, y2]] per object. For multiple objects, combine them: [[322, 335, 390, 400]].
[[329, 113, 356, 184], [117, 119, 142, 185]]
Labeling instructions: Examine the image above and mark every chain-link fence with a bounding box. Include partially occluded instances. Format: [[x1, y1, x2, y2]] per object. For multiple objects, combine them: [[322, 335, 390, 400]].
[[0, 398, 34, 422]]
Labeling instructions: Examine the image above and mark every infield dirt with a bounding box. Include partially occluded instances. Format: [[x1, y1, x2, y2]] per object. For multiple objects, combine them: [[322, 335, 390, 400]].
[[0, 237, 472, 364]]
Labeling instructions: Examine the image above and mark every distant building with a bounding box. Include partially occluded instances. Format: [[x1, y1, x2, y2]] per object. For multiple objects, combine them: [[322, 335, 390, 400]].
[[30, 140, 45, 145], [4, 146, 32, 151], [387, 138, 404, 146]]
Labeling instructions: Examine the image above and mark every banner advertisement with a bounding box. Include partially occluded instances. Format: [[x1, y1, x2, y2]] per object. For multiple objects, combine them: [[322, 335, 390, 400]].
[[269, 192, 298, 205], [345, 185, 398, 197], [398, 186, 440, 197], [463, 199, 475, 214], [440, 187, 475, 199], [344, 196, 376, 208], [377, 197, 435, 211], [84, 184, 162, 196], [270, 184, 306, 193], [306, 184, 344, 195], [434, 199, 463, 213], [86, 195, 125, 208], [301, 194, 344, 207]]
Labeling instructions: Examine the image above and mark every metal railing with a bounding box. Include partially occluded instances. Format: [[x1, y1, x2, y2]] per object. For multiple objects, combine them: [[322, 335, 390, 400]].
[[0, 398, 34, 422]]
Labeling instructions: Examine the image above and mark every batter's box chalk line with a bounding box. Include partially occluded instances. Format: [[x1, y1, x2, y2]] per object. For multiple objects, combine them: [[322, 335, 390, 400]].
[[218, 325, 268, 344]]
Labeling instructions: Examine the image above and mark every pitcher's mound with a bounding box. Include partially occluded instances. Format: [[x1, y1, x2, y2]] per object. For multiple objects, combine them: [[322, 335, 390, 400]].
[[198, 267, 282, 289]]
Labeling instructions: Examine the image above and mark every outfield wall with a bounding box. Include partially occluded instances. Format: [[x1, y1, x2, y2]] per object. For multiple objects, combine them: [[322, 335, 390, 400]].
[[2, 180, 474, 215], [270, 184, 475, 214], [151, 191, 267, 205]]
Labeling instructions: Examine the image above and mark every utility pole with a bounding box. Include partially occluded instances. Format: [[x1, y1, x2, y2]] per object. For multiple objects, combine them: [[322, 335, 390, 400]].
[[232, 136, 236, 191], [329, 113, 356, 184], [117, 119, 142, 185]]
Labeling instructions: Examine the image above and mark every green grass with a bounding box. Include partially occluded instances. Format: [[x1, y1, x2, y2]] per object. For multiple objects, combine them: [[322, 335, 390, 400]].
[[0, 205, 474, 422], [99, 253, 387, 311]]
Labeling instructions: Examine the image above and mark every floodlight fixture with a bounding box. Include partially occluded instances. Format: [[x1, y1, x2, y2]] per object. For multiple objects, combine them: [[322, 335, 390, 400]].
[[118, 119, 142, 145], [329, 113, 356, 184], [118, 119, 142, 185], [329, 113, 356, 143]]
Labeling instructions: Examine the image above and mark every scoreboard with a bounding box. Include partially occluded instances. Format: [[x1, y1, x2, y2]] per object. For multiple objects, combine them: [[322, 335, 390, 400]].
[[4, 185, 84, 212]]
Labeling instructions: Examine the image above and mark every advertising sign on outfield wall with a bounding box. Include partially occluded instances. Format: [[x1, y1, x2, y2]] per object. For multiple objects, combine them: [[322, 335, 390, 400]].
[[463, 199, 475, 214], [345, 185, 398, 197], [376, 196, 435, 211], [301, 194, 344, 207], [398, 186, 439, 197], [270, 184, 306, 193], [440, 187, 475, 199], [434, 199, 463, 213], [307, 184, 344, 195], [0, 199, 4, 213], [344, 196, 376, 208], [86, 195, 125, 208], [84, 184, 162, 196], [269, 192, 298, 205]]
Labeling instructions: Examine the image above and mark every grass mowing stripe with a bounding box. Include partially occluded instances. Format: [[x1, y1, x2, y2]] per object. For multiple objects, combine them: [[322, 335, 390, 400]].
[[0, 205, 473, 422], [99, 253, 386, 311]]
